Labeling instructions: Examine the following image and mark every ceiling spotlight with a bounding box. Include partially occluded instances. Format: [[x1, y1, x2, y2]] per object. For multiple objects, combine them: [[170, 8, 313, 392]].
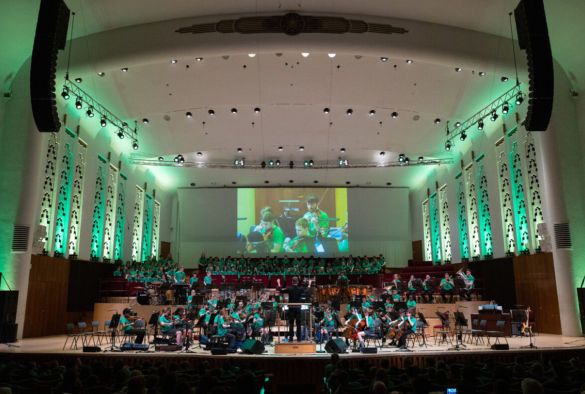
[[515, 94, 524, 105], [490, 111, 498, 121], [170, 59, 178, 64], [186, 112, 193, 118], [132, 142, 139, 150], [406, 59, 413, 64], [74, 77, 82, 83], [479, 71, 486, 77], [501, 76, 509, 82], [404, 157, 410, 165], [455, 121, 462, 127], [158, 156, 164, 161], [380, 57, 388, 62], [174, 156, 180, 163], [254, 107, 261, 114], [346, 109, 353, 115], [340, 148, 346, 153], [97, 72, 105, 77], [289, 161, 294, 169], [61, 88, 69, 100], [195, 57, 203, 62], [309, 160, 314, 167], [379, 151, 385, 156], [391, 112, 398, 118], [276, 160, 281, 167], [460, 132, 467, 141], [86, 108, 94, 118], [196, 152, 203, 157], [248, 53, 256, 58], [369, 109, 376, 116], [304, 160, 309, 167], [398, 153, 405, 162], [261, 161, 266, 168], [455, 67, 462, 72], [121, 67, 128, 72], [328, 53, 336, 58], [478, 120, 484, 130], [299, 146, 305, 151], [502, 103, 509, 114], [323, 108, 330, 114], [117, 130, 124, 139], [434, 118, 441, 124], [418, 156, 424, 162], [278, 146, 283, 151], [338, 158, 348, 167], [268, 160, 274, 167], [142, 118, 149, 124], [301, 52, 310, 57], [237, 147, 243, 153], [231, 108, 238, 114], [208, 109, 215, 116], [75, 100, 82, 109], [445, 141, 451, 151], [100, 118, 106, 127]]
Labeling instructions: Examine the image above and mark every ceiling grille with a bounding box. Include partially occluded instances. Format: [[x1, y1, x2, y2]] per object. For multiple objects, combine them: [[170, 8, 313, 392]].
[[12, 225, 30, 252], [554, 223, 571, 249]]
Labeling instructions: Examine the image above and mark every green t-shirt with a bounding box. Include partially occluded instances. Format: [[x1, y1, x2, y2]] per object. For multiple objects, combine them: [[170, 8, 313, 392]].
[[215, 315, 227, 336], [253, 313, 264, 329], [440, 278, 453, 291], [204, 275, 212, 285], [120, 316, 132, 333], [406, 299, 417, 309], [260, 226, 285, 253], [159, 315, 172, 333], [303, 209, 330, 237]]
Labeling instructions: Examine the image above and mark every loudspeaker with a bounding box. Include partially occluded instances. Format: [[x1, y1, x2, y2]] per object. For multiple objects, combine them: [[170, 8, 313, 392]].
[[491, 344, 509, 350], [155, 344, 182, 352], [83, 346, 101, 352], [514, 0, 553, 131], [577, 288, 585, 335], [30, 0, 70, 132], [121, 342, 149, 351], [0, 291, 18, 325], [360, 347, 378, 354], [241, 338, 265, 354], [0, 323, 18, 344], [325, 338, 347, 354], [211, 347, 228, 355]]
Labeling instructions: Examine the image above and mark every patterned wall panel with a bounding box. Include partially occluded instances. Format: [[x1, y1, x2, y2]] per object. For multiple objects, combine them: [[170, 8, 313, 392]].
[[101, 164, 118, 261], [464, 165, 482, 259], [114, 176, 127, 262], [53, 143, 74, 256], [438, 185, 452, 263], [131, 186, 145, 262], [509, 141, 530, 253], [523, 132, 544, 250], [422, 199, 432, 261], [151, 200, 161, 259], [38, 132, 59, 254], [456, 179, 470, 260], [141, 193, 153, 262], [90, 165, 106, 259], [67, 139, 87, 256], [429, 192, 441, 264], [476, 162, 493, 257], [496, 143, 516, 255]]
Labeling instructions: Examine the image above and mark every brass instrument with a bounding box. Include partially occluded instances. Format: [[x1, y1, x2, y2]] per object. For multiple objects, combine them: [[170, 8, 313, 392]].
[[456, 268, 473, 288]]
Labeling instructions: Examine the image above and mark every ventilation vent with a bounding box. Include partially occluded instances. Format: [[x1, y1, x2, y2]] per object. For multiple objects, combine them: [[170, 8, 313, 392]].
[[554, 223, 572, 249], [12, 225, 30, 252]]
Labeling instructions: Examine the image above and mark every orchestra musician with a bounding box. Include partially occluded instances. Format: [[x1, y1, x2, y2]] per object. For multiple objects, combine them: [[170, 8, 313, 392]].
[[318, 307, 336, 343], [440, 273, 455, 303], [355, 307, 376, 350], [198, 304, 212, 335], [283, 218, 314, 253], [173, 307, 192, 349], [396, 310, 417, 349], [422, 274, 434, 303], [248, 209, 285, 254], [302, 194, 330, 239], [215, 307, 236, 349], [203, 271, 212, 287], [187, 289, 196, 310], [119, 308, 146, 344], [458, 269, 475, 301], [391, 274, 401, 291], [159, 308, 181, 344], [407, 275, 417, 297]]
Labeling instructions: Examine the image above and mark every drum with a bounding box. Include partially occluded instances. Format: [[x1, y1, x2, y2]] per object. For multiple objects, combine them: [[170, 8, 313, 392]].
[[137, 292, 149, 305]]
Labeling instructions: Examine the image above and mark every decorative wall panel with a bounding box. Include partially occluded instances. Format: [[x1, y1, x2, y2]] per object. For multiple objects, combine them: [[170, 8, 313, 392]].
[[38, 132, 59, 254], [438, 185, 452, 263], [53, 143, 74, 256], [422, 199, 432, 261], [67, 139, 87, 256], [101, 164, 118, 261], [131, 186, 145, 262], [89, 165, 106, 259]]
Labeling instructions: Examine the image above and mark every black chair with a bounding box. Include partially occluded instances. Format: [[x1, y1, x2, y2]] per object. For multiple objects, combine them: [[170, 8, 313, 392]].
[[485, 320, 508, 345]]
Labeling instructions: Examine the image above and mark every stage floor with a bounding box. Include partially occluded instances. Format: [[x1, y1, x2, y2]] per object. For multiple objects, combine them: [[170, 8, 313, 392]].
[[2, 333, 584, 357]]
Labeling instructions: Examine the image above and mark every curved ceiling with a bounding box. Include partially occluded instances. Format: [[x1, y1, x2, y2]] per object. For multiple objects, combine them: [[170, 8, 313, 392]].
[[1, 0, 584, 190]]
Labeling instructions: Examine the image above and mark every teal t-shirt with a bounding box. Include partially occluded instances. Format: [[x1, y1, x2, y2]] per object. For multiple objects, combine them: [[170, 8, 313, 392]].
[[204, 276, 212, 285], [260, 226, 285, 253], [440, 278, 453, 291], [120, 316, 132, 333], [407, 299, 417, 309], [159, 315, 172, 333], [215, 315, 227, 336]]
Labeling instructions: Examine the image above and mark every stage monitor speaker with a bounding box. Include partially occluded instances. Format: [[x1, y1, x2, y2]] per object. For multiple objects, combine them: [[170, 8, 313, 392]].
[[0, 323, 18, 344], [325, 338, 347, 354], [83, 346, 101, 352], [360, 347, 378, 354], [514, 0, 553, 131], [30, 0, 70, 132], [577, 288, 585, 335], [211, 347, 228, 355], [491, 344, 509, 350], [241, 338, 265, 354], [155, 344, 181, 352], [121, 342, 149, 351], [0, 291, 18, 325]]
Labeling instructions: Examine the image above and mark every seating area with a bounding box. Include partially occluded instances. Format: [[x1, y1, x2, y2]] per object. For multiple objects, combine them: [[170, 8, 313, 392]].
[[323, 353, 585, 394]]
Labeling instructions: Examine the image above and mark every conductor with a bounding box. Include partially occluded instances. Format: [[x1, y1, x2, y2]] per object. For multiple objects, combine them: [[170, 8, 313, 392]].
[[280, 276, 304, 342]]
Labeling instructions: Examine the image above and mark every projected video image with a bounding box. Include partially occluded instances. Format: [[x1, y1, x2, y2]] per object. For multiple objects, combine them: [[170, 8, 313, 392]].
[[237, 188, 348, 255]]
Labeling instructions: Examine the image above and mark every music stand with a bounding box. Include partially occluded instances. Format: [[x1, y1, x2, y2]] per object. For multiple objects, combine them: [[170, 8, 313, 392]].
[[107, 313, 121, 351], [448, 311, 467, 350], [435, 311, 450, 345], [417, 312, 429, 347], [148, 311, 161, 343]]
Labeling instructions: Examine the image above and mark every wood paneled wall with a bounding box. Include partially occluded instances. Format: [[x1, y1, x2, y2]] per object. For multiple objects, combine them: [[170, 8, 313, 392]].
[[412, 240, 423, 262], [23, 255, 92, 338], [513, 253, 561, 334]]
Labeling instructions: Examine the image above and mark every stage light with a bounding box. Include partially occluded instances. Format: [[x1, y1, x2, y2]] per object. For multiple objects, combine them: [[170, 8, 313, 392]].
[[515, 94, 524, 105], [490, 111, 498, 121], [501, 76, 509, 82], [275, 160, 280, 167], [502, 103, 509, 114], [479, 71, 486, 77], [380, 151, 385, 156], [434, 118, 441, 124], [338, 158, 348, 167], [478, 120, 484, 130], [304, 160, 309, 167], [254, 107, 261, 114], [289, 161, 294, 169], [301, 52, 310, 57], [208, 109, 215, 116], [75, 100, 82, 109], [231, 108, 238, 114], [455, 67, 462, 72], [309, 160, 314, 167], [117, 130, 124, 139], [61, 87, 70, 100], [299, 146, 304, 151], [175, 156, 180, 163], [398, 153, 405, 162], [404, 157, 410, 165], [445, 141, 451, 151], [186, 112, 193, 118], [346, 109, 353, 115], [418, 156, 424, 162], [142, 118, 149, 124], [233, 159, 239, 166], [340, 148, 346, 153], [460, 132, 467, 141], [261, 161, 266, 168], [328, 53, 336, 58], [97, 72, 105, 77], [455, 121, 461, 127], [178, 155, 185, 164], [323, 108, 330, 114], [380, 57, 388, 62], [86, 107, 94, 118], [170, 59, 177, 64], [237, 147, 243, 153], [391, 112, 398, 118], [278, 146, 283, 151], [100, 118, 107, 127], [268, 160, 274, 167], [248, 53, 256, 58], [132, 142, 139, 150], [369, 110, 376, 116], [121, 67, 128, 72], [406, 59, 413, 64], [195, 57, 203, 62], [197, 152, 203, 157], [158, 156, 164, 161]]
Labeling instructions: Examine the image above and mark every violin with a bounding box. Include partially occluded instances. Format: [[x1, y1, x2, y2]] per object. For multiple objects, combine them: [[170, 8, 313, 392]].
[[263, 227, 274, 241]]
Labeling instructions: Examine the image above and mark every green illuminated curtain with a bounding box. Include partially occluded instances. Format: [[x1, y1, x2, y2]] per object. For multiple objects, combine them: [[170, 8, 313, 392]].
[[53, 143, 74, 255], [524, 134, 544, 250], [496, 144, 516, 255]]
